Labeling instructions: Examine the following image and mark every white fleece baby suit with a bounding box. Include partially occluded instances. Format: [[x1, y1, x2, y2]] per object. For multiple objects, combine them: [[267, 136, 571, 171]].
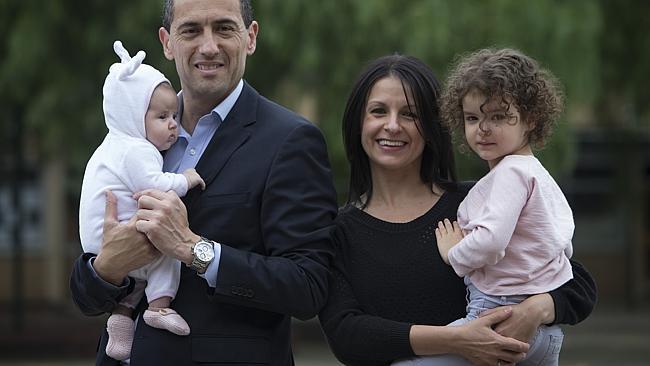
[[79, 41, 187, 305]]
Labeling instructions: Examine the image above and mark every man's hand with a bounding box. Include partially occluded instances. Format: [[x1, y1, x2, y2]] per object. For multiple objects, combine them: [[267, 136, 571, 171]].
[[435, 219, 464, 265], [134, 189, 200, 265], [93, 191, 160, 285], [480, 293, 555, 343]]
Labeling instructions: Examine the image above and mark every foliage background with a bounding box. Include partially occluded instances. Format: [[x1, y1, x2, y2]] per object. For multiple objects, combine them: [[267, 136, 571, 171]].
[[1, 0, 648, 200], [0, 1, 649, 362]]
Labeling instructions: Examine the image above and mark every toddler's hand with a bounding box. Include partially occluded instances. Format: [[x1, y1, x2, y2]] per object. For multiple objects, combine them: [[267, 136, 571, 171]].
[[182, 168, 206, 191], [435, 219, 464, 265]]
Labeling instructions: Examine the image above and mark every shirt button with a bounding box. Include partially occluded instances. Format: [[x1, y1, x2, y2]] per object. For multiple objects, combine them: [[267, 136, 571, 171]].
[[189, 148, 196, 156]]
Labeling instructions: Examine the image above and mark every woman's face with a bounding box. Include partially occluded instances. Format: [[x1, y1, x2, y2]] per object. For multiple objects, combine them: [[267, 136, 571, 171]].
[[361, 76, 425, 176]]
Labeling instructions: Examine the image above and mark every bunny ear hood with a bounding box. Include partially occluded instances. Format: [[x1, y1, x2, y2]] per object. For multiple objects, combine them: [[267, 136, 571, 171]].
[[102, 40, 170, 139]]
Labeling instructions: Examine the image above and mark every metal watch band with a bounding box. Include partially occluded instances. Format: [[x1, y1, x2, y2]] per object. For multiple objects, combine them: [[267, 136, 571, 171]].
[[188, 237, 215, 274]]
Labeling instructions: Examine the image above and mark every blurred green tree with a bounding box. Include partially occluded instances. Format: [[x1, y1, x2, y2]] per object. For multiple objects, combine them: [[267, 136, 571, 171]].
[[252, 0, 601, 197], [597, 0, 650, 128], [0, 0, 620, 206], [0, 0, 169, 193]]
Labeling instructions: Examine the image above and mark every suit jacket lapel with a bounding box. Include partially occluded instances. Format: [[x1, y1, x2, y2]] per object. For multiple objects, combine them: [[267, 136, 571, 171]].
[[183, 82, 259, 209]]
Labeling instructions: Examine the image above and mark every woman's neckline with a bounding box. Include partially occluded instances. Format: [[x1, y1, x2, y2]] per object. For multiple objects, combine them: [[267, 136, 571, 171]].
[[346, 190, 452, 232]]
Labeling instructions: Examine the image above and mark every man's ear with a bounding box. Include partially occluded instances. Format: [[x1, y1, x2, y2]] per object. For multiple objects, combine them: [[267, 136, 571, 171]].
[[159, 27, 174, 61], [246, 21, 259, 56]]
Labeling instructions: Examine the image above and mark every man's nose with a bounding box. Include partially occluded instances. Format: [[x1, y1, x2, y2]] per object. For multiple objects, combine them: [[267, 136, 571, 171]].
[[198, 31, 219, 55]]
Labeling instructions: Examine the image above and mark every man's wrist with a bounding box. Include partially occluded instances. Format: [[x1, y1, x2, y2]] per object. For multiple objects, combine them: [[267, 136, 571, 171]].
[[93, 254, 127, 286], [178, 232, 201, 265]]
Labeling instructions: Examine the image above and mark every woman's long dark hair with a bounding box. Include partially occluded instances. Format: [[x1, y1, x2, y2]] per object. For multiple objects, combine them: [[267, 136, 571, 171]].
[[342, 54, 457, 208]]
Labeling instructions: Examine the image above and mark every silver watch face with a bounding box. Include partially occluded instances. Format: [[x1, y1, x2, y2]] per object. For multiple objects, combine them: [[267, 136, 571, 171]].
[[194, 241, 215, 262]]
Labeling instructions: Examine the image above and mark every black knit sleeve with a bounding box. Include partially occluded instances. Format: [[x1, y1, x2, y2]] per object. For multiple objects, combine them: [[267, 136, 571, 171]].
[[549, 259, 598, 325], [318, 225, 414, 366]]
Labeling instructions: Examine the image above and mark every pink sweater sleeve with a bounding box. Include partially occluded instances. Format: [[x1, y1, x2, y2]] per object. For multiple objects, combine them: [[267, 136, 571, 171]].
[[447, 160, 530, 277]]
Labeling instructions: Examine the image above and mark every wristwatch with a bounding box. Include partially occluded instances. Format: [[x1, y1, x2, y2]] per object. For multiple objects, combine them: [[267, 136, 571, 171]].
[[188, 237, 215, 274]]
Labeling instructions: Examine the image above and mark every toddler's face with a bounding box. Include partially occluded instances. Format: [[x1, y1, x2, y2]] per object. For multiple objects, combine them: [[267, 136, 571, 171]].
[[462, 89, 533, 168], [145, 83, 179, 151]]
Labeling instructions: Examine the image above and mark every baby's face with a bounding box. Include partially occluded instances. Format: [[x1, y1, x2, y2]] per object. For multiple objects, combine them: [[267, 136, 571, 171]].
[[145, 83, 179, 151]]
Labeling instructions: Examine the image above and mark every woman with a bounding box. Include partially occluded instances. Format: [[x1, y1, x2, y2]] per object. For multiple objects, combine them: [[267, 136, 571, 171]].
[[318, 55, 596, 366]]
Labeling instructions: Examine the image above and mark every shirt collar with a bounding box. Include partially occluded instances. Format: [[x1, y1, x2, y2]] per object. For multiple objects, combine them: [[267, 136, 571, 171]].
[[176, 79, 244, 125], [213, 79, 244, 122]]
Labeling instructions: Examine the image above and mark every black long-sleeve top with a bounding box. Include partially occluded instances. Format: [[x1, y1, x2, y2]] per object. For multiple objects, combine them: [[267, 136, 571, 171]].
[[319, 184, 597, 366]]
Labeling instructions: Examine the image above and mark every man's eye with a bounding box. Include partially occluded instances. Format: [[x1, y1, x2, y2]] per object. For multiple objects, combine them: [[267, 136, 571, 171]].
[[217, 25, 236, 33]]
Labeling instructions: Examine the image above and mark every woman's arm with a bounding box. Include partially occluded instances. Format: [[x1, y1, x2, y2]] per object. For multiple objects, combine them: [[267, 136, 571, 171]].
[[319, 263, 527, 366], [488, 259, 597, 342], [549, 259, 597, 325], [410, 309, 528, 366], [318, 267, 414, 365]]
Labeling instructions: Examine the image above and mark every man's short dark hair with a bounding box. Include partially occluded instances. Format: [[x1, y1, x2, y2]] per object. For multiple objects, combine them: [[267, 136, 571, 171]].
[[162, 0, 254, 31]]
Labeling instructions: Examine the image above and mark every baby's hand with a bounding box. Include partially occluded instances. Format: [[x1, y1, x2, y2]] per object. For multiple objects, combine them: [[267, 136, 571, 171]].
[[435, 219, 464, 265], [182, 168, 206, 191]]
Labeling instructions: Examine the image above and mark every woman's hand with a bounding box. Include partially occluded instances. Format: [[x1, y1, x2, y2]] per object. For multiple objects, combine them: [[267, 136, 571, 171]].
[[453, 308, 529, 366], [480, 293, 555, 343], [410, 308, 528, 366]]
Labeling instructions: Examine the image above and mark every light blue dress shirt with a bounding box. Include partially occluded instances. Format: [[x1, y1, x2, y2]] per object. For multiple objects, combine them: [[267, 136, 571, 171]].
[[163, 79, 244, 288]]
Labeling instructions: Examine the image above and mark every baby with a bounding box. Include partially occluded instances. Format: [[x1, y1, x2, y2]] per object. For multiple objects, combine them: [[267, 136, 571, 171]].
[[78, 41, 204, 361]]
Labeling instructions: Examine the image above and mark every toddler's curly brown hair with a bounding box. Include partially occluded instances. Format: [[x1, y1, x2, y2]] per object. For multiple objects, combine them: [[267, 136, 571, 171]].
[[440, 48, 564, 149]]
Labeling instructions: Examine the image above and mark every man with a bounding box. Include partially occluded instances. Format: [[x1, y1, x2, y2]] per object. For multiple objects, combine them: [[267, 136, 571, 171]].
[[70, 0, 338, 364]]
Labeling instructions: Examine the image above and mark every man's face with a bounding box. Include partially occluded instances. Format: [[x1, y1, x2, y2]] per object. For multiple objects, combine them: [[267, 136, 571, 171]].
[[159, 0, 258, 104]]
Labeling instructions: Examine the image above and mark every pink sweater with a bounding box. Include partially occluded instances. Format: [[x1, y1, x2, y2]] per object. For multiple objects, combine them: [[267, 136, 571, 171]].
[[448, 155, 574, 296]]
